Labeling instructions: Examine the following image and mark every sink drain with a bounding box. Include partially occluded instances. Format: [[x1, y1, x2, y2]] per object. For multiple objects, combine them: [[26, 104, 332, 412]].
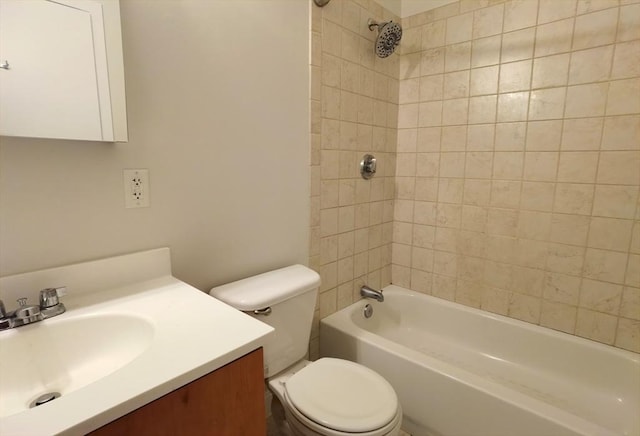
[[29, 392, 61, 408]]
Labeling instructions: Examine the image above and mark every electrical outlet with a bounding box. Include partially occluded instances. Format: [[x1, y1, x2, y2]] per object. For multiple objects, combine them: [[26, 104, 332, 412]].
[[123, 169, 150, 208]]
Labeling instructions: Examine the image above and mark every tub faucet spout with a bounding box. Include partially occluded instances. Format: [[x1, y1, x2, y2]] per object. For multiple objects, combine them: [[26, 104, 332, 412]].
[[360, 285, 384, 302]]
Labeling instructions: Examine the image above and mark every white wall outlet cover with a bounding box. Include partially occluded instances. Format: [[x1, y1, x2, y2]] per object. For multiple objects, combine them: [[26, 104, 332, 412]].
[[123, 169, 150, 208]]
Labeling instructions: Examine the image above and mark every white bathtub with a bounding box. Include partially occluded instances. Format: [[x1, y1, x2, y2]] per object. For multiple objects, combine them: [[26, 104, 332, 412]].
[[320, 285, 640, 436]]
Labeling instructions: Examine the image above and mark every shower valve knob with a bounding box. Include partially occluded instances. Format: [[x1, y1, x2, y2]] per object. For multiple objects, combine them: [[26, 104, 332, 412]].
[[360, 154, 377, 180]]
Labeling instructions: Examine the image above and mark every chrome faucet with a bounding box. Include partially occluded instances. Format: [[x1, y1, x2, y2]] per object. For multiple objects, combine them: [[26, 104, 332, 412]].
[[360, 285, 384, 302], [0, 287, 66, 331]]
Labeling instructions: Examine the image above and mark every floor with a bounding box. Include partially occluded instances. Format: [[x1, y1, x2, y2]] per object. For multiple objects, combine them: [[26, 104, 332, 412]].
[[266, 414, 411, 436]]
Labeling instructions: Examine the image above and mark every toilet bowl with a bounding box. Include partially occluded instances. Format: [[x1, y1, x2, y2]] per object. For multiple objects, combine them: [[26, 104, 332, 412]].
[[209, 265, 402, 436]]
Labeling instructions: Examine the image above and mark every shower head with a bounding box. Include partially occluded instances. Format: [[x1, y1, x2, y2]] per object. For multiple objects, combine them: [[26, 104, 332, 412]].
[[368, 19, 402, 58]]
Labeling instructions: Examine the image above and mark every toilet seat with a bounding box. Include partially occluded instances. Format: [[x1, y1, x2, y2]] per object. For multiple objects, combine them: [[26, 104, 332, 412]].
[[284, 358, 399, 434]]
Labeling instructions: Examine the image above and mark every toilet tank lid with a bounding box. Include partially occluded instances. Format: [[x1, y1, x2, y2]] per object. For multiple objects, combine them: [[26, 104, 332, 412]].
[[209, 264, 320, 311]]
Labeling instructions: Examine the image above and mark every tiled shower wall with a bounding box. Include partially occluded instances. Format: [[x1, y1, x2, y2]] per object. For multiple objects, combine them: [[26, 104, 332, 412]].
[[308, 0, 400, 357], [393, 0, 640, 352]]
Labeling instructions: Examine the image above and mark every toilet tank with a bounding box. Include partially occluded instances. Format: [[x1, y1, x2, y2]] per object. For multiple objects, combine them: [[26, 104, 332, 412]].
[[210, 265, 320, 378]]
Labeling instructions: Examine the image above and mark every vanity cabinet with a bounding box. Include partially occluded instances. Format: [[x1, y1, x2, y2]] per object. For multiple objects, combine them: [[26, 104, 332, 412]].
[[0, 0, 127, 142], [88, 348, 266, 436]]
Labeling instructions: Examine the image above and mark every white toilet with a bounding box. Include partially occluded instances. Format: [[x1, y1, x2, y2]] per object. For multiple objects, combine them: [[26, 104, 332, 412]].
[[210, 264, 402, 436]]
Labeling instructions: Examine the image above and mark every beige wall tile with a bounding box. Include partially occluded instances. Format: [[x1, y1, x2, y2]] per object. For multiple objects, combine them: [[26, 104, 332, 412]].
[[464, 179, 492, 206], [602, 116, 640, 150], [417, 127, 442, 152], [557, 151, 599, 182], [500, 60, 533, 93], [445, 41, 472, 72], [470, 65, 499, 96], [576, 0, 618, 15], [469, 95, 498, 124], [420, 75, 444, 102], [576, 308, 617, 343], [561, 117, 604, 150], [418, 101, 443, 127], [549, 213, 591, 245], [592, 185, 639, 218], [521, 181, 556, 211], [546, 242, 585, 276], [446, 12, 473, 44], [583, 248, 628, 283], [580, 278, 623, 314], [415, 177, 439, 201], [606, 78, 640, 115], [540, 300, 577, 334], [526, 120, 563, 150], [497, 91, 530, 121], [524, 151, 559, 181], [573, 7, 618, 50], [518, 210, 552, 240], [565, 83, 609, 118], [441, 125, 467, 151], [495, 122, 526, 150], [494, 151, 525, 179], [544, 272, 581, 305], [539, 0, 578, 24], [422, 20, 446, 50], [508, 292, 542, 323], [416, 153, 440, 177], [473, 4, 504, 39], [611, 41, 640, 79], [568, 45, 614, 85], [620, 286, 640, 320], [412, 224, 436, 249], [502, 28, 536, 63], [487, 208, 519, 236], [481, 286, 510, 315], [617, 3, 640, 42], [442, 98, 469, 125], [444, 70, 470, 99], [535, 18, 575, 57], [421, 47, 446, 75], [554, 183, 595, 215], [588, 217, 634, 251], [467, 124, 495, 150], [504, 0, 539, 32], [532, 54, 571, 89], [491, 180, 522, 208], [465, 151, 494, 179], [472, 35, 502, 68], [626, 253, 640, 287], [615, 318, 640, 353], [462, 205, 488, 232], [597, 151, 640, 184], [632, 222, 640, 254]]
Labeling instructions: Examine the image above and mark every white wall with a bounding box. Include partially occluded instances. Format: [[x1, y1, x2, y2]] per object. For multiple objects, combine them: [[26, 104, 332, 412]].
[[0, 0, 310, 290], [371, 0, 457, 17]]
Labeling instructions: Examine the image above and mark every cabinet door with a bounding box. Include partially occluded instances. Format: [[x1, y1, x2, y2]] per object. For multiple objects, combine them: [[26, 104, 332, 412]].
[[0, 0, 104, 140]]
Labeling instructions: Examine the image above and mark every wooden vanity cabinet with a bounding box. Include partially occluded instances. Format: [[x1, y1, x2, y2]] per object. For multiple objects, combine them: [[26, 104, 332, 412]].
[[89, 348, 266, 436]]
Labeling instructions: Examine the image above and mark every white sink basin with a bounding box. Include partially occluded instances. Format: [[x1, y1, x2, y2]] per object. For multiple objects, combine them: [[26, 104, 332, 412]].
[[0, 314, 154, 418]]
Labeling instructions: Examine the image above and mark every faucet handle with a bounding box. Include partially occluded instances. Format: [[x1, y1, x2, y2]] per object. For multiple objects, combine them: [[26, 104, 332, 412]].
[[0, 300, 7, 319], [39, 286, 66, 309]]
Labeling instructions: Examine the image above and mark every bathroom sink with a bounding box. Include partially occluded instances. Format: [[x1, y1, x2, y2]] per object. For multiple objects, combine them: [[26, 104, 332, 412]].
[[0, 248, 273, 435], [0, 314, 154, 418]]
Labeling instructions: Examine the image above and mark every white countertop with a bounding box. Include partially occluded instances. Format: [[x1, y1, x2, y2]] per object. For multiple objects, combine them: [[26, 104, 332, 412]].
[[0, 248, 273, 435]]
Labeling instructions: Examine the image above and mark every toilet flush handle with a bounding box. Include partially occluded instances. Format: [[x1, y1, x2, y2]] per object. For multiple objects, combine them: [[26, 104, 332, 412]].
[[252, 307, 272, 316]]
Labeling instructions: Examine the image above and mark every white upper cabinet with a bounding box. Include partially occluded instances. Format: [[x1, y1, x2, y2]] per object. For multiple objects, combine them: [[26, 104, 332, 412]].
[[0, 0, 128, 142]]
